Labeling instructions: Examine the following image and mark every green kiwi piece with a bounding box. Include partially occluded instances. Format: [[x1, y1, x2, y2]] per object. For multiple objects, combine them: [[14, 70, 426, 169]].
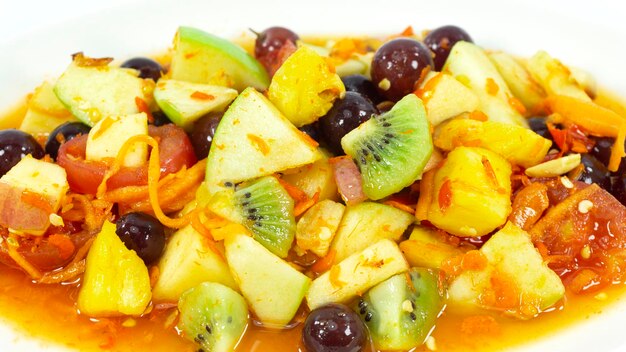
[[178, 282, 248, 352], [208, 176, 296, 258], [341, 94, 433, 200], [355, 268, 444, 350]]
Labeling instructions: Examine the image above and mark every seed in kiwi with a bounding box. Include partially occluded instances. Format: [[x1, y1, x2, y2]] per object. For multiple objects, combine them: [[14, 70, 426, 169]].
[[233, 176, 296, 258], [340, 94, 433, 200], [178, 282, 249, 352], [355, 268, 444, 350]]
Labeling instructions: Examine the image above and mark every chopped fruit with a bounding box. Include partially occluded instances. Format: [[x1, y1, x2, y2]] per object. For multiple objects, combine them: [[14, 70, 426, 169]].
[[268, 45, 346, 127], [329, 156, 367, 205], [0, 155, 68, 235], [282, 149, 338, 202], [85, 112, 148, 168], [527, 51, 591, 102], [296, 199, 345, 257], [488, 52, 546, 110], [415, 71, 479, 126], [20, 81, 77, 135], [399, 226, 464, 269], [77, 221, 151, 316]]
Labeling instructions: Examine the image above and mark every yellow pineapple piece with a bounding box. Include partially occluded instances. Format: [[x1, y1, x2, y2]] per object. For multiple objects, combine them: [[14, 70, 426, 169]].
[[426, 147, 512, 237], [296, 200, 345, 257], [282, 149, 338, 201], [77, 221, 151, 316], [399, 226, 464, 269], [268, 45, 345, 127], [435, 118, 552, 168]]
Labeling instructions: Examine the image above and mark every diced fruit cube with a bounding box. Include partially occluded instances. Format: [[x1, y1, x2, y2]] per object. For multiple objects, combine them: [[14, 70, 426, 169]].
[[170, 26, 269, 91], [54, 54, 152, 126], [205, 87, 321, 189], [488, 52, 546, 110], [306, 239, 409, 310], [282, 149, 338, 201], [448, 222, 565, 318], [435, 118, 552, 168], [85, 112, 148, 168], [152, 225, 237, 303], [399, 226, 464, 269], [20, 81, 77, 135], [443, 41, 527, 126], [224, 231, 311, 327], [526, 51, 591, 102], [154, 79, 238, 131], [77, 221, 151, 316], [416, 72, 479, 126], [296, 200, 345, 257], [330, 202, 414, 263], [0, 155, 68, 235], [425, 146, 512, 237], [268, 45, 345, 127]]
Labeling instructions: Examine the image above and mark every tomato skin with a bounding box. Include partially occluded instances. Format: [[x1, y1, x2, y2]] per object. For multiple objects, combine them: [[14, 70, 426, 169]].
[[57, 125, 197, 194]]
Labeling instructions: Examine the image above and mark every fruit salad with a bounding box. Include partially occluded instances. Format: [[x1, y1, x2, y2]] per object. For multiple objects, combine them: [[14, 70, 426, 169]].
[[1, 24, 626, 352]]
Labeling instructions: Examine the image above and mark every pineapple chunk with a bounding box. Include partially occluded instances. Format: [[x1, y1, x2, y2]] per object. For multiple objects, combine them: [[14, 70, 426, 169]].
[[488, 52, 546, 110], [268, 45, 345, 127], [152, 225, 237, 303], [448, 222, 565, 318], [399, 226, 464, 269], [306, 239, 409, 310], [435, 118, 552, 168], [443, 41, 527, 127], [282, 149, 338, 201], [0, 155, 68, 235], [426, 147, 512, 237], [416, 72, 480, 126], [330, 202, 414, 263], [86, 113, 148, 168], [205, 88, 322, 189], [77, 221, 151, 316], [296, 200, 345, 257], [224, 230, 311, 327], [526, 51, 591, 102], [20, 81, 77, 135]]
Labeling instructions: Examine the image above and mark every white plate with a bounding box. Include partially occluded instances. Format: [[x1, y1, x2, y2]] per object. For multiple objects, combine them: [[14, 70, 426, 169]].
[[1, 0, 626, 351]]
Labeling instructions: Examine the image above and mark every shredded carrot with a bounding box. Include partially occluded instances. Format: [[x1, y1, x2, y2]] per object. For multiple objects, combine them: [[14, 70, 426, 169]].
[[469, 110, 489, 122], [48, 234, 76, 260], [190, 209, 225, 261], [486, 78, 499, 96], [275, 176, 318, 216], [414, 72, 443, 106], [508, 96, 527, 115], [247, 134, 270, 155], [190, 91, 215, 101], [461, 250, 488, 271], [310, 249, 336, 274], [294, 192, 319, 217], [5, 240, 42, 279], [329, 265, 345, 288], [383, 200, 415, 215], [91, 117, 116, 140], [135, 97, 154, 124], [481, 156, 500, 190], [20, 190, 53, 214], [149, 266, 160, 288], [416, 169, 435, 221], [438, 179, 452, 212], [38, 260, 86, 284]]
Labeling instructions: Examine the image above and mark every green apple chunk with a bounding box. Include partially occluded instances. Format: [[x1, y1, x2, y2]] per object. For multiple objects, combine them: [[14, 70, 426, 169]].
[[20, 81, 77, 135], [85, 113, 148, 168], [224, 231, 311, 327], [205, 87, 321, 190], [154, 79, 238, 131], [170, 26, 269, 91], [54, 54, 151, 126], [152, 225, 238, 303]]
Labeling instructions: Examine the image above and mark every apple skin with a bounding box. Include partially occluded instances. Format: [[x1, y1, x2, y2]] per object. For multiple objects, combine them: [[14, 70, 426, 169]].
[[170, 26, 270, 92]]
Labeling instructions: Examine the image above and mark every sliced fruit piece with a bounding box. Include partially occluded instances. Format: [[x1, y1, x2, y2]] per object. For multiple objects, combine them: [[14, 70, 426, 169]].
[[399, 226, 464, 269], [0, 155, 69, 235], [268, 45, 345, 127], [443, 41, 527, 126], [170, 26, 269, 91], [435, 118, 552, 168], [296, 199, 345, 257], [77, 221, 151, 316], [341, 94, 433, 200], [20, 81, 77, 135], [526, 51, 591, 102], [224, 231, 311, 327], [448, 222, 565, 318], [306, 239, 409, 310], [488, 51, 546, 110], [282, 149, 338, 201], [426, 146, 512, 237], [178, 282, 248, 352], [330, 202, 414, 263], [356, 268, 444, 350], [152, 225, 237, 303], [205, 87, 321, 188], [416, 71, 479, 126], [54, 54, 151, 126], [153, 79, 238, 131], [208, 176, 295, 258], [85, 112, 148, 168]]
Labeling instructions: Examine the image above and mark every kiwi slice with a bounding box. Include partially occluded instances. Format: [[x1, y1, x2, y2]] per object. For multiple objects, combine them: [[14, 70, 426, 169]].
[[341, 94, 433, 200], [208, 176, 296, 258], [355, 268, 444, 350], [178, 282, 248, 352]]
